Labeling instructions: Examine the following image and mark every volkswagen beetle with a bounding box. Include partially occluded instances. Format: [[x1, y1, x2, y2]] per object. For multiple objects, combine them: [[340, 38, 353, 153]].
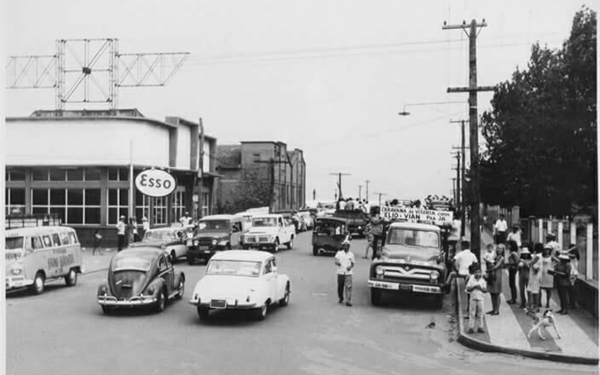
[[97, 248, 185, 314], [189, 250, 291, 321]]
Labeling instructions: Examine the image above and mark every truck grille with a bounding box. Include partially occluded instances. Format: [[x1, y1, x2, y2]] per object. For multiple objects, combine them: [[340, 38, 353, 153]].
[[380, 265, 432, 280]]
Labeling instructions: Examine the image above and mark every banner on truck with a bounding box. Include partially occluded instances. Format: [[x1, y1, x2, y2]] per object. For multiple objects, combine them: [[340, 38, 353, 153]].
[[380, 206, 453, 225]]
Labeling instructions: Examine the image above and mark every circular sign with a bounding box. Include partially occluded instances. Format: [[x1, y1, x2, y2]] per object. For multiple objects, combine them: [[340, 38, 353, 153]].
[[135, 169, 176, 197]]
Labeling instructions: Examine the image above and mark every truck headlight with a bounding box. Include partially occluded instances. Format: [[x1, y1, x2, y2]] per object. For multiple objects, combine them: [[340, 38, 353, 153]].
[[212, 239, 218, 245], [268, 235, 275, 242], [375, 266, 384, 279], [193, 240, 199, 246], [430, 271, 440, 283], [10, 266, 23, 275]]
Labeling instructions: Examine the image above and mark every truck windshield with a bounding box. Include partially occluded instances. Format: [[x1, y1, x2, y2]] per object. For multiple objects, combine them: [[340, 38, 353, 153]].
[[201, 220, 229, 230], [387, 229, 439, 248], [253, 218, 277, 227], [6, 237, 24, 250]]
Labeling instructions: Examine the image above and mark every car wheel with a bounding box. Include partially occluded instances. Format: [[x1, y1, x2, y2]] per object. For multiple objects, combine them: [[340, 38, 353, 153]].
[[31, 272, 45, 295], [187, 255, 195, 265], [101, 305, 113, 315], [227, 243, 232, 250], [65, 269, 78, 286], [433, 294, 444, 309], [273, 239, 280, 253], [255, 303, 268, 321], [155, 289, 167, 313], [242, 244, 249, 250], [170, 250, 178, 264], [279, 283, 290, 307], [312, 246, 319, 256], [286, 238, 293, 250], [371, 289, 382, 306], [176, 277, 185, 300], [197, 306, 209, 320]]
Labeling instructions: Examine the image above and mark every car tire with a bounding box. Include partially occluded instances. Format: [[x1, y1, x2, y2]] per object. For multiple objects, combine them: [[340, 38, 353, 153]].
[[197, 306, 209, 320], [227, 243, 232, 250], [65, 269, 78, 286], [312, 246, 319, 256], [155, 289, 167, 313], [175, 277, 185, 300], [255, 303, 268, 321], [371, 289, 382, 306], [170, 250, 178, 264], [279, 283, 290, 307], [433, 294, 444, 309], [101, 305, 113, 315], [273, 239, 280, 253], [31, 272, 45, 295], [187, 255, 195, 265], [286, 238, 293, 250]]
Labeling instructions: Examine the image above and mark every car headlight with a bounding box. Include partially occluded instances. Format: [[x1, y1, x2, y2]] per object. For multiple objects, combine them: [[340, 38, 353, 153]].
[[212, 238, 218, 245], [430, 271, 440, 283], [268, 235, 275, 242], [375, 266, 384, 278], [145, 286, 156, 296], [10, 266, 23, 275], [160, 244, 166, 250], [193, 240, 199, 246], [99, 285, 108, 294]]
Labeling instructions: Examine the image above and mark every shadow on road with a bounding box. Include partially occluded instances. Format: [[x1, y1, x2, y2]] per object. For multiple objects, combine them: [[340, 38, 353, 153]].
[[188, 304, 288, 327]]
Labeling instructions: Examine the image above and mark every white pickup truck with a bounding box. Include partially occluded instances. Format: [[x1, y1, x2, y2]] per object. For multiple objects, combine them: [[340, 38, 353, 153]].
[[241, 214, 296, 252]]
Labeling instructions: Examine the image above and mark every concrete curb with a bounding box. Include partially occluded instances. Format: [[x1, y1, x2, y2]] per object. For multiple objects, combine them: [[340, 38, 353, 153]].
[[455, 279, 598, 365]]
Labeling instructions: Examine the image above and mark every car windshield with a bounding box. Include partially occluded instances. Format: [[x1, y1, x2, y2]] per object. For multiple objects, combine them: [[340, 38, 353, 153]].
[[144, 230, 174, 241], [201, 220, 229, 231], [252, 217, 277, 227], [6, 237, 24, 250], [206, 260, 261, 277], [387, 228, 439, 248], [114, 257, 152, 272]]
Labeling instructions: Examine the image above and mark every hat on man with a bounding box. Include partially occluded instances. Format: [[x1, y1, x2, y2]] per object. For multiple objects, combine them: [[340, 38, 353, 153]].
[[546, 232, 556, 239], [520, 247, 530, 255], [120, 215, 125, 219], [558, 252, 570, 261]]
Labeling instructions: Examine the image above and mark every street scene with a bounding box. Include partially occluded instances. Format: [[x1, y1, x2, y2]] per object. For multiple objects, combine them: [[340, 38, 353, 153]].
[[2, 1, 598, 374]]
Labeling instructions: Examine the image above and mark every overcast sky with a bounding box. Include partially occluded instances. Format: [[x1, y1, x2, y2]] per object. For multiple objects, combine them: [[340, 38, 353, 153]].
[[5, 0, 590, 203]]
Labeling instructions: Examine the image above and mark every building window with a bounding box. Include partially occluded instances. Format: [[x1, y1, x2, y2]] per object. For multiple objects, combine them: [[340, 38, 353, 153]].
[[172, 190, 185, 222], [31, 188, 101, 224], [153, 196, 167, 225], [108, 168, 129, 181], [85, 168, 101, 181], [135, 191, 150, 223], [202, 193, 209, 217], [67, 169, 84, 181], [7, 169, 26, 181], [32, 168, 49, 181], [50, 169, 67, 181], [5, 188, 26, 216], [108, 188, 129, 224]]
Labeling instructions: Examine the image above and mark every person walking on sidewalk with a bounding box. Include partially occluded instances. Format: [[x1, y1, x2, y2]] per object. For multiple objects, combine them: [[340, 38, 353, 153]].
[[540, 246, 555, 308], [362, 223, 373, 259], [116, 216, 126, 251], [505, 240, 520, 304], [487, 243, 505, 315], [567, 243, 580, 309], [92, 230, 103, 255], [527, 243, 544, 312], [452, 240, 478, 312], [493, 214, 508, 244], [517, 247, 532, 308], [551, 252, 573, 315], [334, 238, 355, 307], [506, 224, 522, 248], [466, 266, 487, 334]]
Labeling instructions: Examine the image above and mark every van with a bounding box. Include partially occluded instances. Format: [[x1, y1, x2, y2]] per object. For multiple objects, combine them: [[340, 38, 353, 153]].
[[5, 226, 84, 294]]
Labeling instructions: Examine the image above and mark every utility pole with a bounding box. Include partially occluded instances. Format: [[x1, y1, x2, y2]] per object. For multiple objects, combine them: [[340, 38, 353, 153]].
[[451, 119, 468, 237], [451, 177, 457, 203], [443, 19, 494, 259], [365, 180, 370, 202], [330, 172, 351, 200], [451, 152, 461, 214], [374, 192, 387, 206], [358, 185, 362, 200]]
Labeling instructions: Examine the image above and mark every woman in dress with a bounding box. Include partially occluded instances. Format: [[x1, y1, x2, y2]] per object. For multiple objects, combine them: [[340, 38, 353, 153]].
[[540, 246, 555, 308], [527, 243, 544, 312], [487, 243, 505, 315]]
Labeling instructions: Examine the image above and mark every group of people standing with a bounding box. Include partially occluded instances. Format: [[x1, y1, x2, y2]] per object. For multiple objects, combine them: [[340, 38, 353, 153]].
[[337, 197, 370, 213]]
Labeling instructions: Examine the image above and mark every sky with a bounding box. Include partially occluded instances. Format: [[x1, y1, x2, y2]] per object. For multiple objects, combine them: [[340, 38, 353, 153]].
[[5, 0, 592, 204]]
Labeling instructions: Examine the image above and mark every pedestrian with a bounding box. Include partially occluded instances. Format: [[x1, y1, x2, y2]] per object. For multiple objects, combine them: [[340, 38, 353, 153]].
[[527, 243, 544, 312], [337, 198, 346, 211], [92, 230, 103, 255], [506, 224, 522, 248], [116, 215, 126, 251], [493, 214, 508, 244], [451, 240, 478, 312], [334, 237, 355, 307], [466, 266, 487, 334], [367, 206, 384, 260], [566, 243, 580, 308], [487, 243, 505, 315], [345, 197, 355, 211], [363, 222, 373, 259], [545, 233, 561, 255], [180, 211, 192, 226], [551, 252, 573, 315], [126, 218, 135, 246], [142, 216, 150, 238], [505, 240, 520, 305], [482, 243, 496, 283], [132, 217, 140, 242], [517, 247, 532, 308], [540, 245, 555, 308]]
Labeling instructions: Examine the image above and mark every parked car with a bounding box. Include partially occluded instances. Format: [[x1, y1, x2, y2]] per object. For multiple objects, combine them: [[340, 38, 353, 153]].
[[296, 209, 315, 231], [97, 248, 185, 314], [189, 250, 291, 321], [187, 215, 244, 264], [242, 214, 295, 252], [130, 225, 194, 263], [311, 217, 350, 256]]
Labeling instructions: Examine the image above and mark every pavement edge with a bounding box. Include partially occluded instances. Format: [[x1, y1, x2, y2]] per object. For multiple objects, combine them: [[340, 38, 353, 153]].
[[454, 278, 599, 366]]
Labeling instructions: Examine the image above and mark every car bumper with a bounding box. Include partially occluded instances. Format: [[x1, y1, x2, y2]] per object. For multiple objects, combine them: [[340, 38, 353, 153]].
[[187, 248, 218, 258], [97, 295, 158, 306], [368, 280, 442, 294], [6, 277, 33, 290], [244, 243, 276, 249], [188, 299, 257, 310]]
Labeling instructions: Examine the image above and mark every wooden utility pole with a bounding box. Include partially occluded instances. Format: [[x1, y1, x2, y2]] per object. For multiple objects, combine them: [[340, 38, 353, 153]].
[[374, 192, 387, 206], [451, 119, 468, 237], [330, 172, 350, 200], [358, 185, 362, 200], [443, 19, 494, 259], [365, 180, 370, 202]]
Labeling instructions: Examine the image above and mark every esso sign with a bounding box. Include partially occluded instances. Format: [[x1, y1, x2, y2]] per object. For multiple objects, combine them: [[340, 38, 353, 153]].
[[135, 169, 176, 197]]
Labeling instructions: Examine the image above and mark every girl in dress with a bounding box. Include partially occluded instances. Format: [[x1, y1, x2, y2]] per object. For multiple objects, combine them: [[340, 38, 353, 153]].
[[540, 246, 555, 308]]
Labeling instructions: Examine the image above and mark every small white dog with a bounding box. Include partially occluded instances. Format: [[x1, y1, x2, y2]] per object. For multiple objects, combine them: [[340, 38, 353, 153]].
[[526, 308, 561, 341]]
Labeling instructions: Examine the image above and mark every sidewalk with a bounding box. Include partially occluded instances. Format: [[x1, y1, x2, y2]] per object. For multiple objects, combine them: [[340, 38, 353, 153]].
[[455, 228, 599, 364], [81, 247, 114, 274]]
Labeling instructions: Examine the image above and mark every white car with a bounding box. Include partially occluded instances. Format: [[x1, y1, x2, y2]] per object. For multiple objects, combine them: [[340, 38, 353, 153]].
[[242, 214, 295, 252], [189, 250, 291, 321]]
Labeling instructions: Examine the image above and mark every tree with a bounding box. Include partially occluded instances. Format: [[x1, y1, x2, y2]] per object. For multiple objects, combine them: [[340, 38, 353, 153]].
[[479, 7, 596, 218], [218, 169, 272, 214]]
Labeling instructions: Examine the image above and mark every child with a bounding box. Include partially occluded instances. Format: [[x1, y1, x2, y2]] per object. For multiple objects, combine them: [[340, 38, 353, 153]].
[[517, 247, 532, 308], [466, 266, 487, 334], [483, 243, 496, 282], [92, 230, 103, 255]]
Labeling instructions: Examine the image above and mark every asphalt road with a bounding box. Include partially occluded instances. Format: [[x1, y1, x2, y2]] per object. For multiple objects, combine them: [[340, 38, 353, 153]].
[[6, 232, 596, 375]]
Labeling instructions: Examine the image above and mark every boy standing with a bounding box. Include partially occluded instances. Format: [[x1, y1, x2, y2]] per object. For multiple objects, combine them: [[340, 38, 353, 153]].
[[335, 238, 355, 306], [466, 267, 488, 334]]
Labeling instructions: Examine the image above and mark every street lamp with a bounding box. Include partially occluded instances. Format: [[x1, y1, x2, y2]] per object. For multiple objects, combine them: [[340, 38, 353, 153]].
[[398, 100, 467, 116]]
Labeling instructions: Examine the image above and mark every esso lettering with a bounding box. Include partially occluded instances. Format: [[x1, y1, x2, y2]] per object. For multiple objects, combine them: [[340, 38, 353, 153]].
[[135, 170, 176, 197]]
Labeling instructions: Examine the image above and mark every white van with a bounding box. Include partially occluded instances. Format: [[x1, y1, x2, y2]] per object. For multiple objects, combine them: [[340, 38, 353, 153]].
[[5, 226, 83, 294]]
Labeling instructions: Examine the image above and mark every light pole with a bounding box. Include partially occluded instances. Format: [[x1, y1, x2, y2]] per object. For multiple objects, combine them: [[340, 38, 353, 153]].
[[398, 100, 467, 117]]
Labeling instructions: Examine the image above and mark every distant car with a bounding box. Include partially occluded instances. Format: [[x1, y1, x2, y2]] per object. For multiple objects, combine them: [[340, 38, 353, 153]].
[[97, 248, 185, 314], [297, 209, 316, 231], [189, 250, 291, 321], [130, 225, 194, 263], [242, 214, 295, 252]]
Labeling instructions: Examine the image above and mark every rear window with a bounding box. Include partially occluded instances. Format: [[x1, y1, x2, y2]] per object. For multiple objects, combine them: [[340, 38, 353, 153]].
[[6, 237, 24, 250], [114, 257, 152, 272]]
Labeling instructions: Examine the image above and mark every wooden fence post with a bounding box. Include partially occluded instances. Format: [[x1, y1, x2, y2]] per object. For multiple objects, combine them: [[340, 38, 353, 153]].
[[586, 223, 593, 279], [538, 219, 544, 243]]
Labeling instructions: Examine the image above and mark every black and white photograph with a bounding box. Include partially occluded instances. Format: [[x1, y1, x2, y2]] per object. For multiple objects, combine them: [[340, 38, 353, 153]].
[[1, 1, 598, 374]]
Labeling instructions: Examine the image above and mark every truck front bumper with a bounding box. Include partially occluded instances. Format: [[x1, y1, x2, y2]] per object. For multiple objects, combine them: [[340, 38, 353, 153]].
[[368, 280, 442, 294]]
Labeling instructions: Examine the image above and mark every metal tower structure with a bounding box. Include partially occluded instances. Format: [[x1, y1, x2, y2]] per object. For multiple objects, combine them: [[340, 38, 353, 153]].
[[7, 38, 189, 110]]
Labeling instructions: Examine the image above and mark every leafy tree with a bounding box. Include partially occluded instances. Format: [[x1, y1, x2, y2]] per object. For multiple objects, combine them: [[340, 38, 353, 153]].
[[479, 7, 596, 218], [217, 168, 272, 214]]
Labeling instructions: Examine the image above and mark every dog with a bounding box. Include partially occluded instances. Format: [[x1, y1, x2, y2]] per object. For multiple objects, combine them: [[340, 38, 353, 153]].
[[525, 308, 561, 341]]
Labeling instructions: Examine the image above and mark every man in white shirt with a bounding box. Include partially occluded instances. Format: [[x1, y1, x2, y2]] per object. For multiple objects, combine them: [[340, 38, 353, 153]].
[[116, 216, 126, 251], [180, 212, 192, 226], [506, 224, 522, 248], [494, 214, 508, 244], [453, 240, 478, 277], [334, 238, 355, 306], [545, 233, 561, 255]]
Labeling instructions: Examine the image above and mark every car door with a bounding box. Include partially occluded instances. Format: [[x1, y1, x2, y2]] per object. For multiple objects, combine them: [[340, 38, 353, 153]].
[[263, 258, 278, 301], [158, 255, 174, 295]]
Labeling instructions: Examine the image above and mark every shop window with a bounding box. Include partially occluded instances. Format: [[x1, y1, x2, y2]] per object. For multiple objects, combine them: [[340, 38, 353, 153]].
[[67, 207, 83, 224], [85, 189, 101, 206], [32, 168, 49, 181], [67, 169, 84, 181], [6, 188, 26, 216], [153, 196, 167, 225], [136, 191, 150, 223], [32, 188, 100, 224], [107, 188, 130, 224], [68, 189, 84, 205], [50, 169, 66, 181], [172, 190, 186, 222], [50, 189, 66, 205], [32, 189, 49, 205], [202, 193, 210, 217]]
